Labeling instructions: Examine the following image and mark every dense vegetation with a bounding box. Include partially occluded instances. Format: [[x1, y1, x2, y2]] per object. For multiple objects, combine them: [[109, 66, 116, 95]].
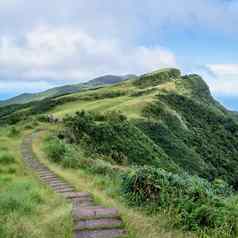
[[62, 111, 178, 171], [44, 122, 238, 237], [2, 67, 238, 237], [122, 167, 237, 235], [139, 92, 238, 187], [135, 68, 181, 88]]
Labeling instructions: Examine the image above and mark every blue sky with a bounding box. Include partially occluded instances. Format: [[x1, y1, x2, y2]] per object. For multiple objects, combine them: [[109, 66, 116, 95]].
[[0, 0, 237, 110]]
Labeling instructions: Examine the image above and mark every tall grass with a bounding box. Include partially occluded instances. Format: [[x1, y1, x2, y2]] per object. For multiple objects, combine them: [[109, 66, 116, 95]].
[[0, 128, 73, 238], [0, 151, 15, 164]]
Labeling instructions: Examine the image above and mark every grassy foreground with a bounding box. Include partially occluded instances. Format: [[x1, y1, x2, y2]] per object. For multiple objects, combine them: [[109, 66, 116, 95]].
[[0, 126, 73, 238], [33, 129, 196, 238]]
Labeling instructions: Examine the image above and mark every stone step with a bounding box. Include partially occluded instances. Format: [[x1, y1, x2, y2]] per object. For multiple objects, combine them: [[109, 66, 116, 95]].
[[50, 184, 75, 190], [37, 168, 54, 172], [28, 161, 41, 165], [72, 198, 94, 208], [73, 207, 120, 221], [74, 201, 95, 208], [36, 168, 51, 173], [46, 181, 69, 186], [31, 165, 45, 169], [38, 173, 56, 178], [63, 192, 91, 199], [75, 228, 126, 238], [21, 135, 126, 238], [75, 218, 123, 231], [39, 174, 58, 179], [38, 173, 55, 178], [53, 187, 75, 193], [41, 178, 63, 183]]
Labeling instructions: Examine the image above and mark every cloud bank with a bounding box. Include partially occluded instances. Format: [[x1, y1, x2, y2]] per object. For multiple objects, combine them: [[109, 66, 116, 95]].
[[207, 64, 238, 96], [0, 0, 237, 98], [0, 25, 177, 85]]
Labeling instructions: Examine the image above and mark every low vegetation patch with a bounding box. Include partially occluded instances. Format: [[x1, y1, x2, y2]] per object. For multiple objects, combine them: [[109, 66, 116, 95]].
[[141, 92, 238, 187], [121, 166, 237, 237], [44, 135, 80, 168], [62, 111, 178, 171], [0, 151, 15, 164], [0, 128, 72, 238], [134, 68, 181, 88]]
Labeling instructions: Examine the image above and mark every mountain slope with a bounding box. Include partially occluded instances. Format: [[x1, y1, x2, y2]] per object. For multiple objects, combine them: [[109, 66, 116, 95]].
[[0, 74, 135, 107], [1, 68, 238, 187]]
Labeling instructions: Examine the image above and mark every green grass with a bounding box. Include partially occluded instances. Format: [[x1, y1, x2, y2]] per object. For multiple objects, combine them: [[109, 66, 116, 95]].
[[51, 85, 159, 119], [2, 68, 238, 238], [0, 126, 73, 238], [33, 129, 197, 238]]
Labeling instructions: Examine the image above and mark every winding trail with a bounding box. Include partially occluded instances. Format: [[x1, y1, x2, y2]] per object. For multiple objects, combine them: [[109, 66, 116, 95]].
[[21, 133, 126, 238]]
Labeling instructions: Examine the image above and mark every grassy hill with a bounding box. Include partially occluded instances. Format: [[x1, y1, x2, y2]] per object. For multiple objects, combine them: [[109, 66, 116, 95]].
[[1, 67, 238, 237], [1, 68, 238, 184], [0, 74, 135, 107]]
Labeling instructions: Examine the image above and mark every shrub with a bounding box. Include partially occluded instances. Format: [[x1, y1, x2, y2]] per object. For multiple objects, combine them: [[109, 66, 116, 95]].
[[212, 179, 233, 197], [134, 68, 181, 88], [44, 135, 82, 168], [121, 166, 238, 235], [62, 146, 79, 168], [63, 111, 178, 172], [142, 92, 238, 187], [88, 159, 117, 176], [44, 136, 66, 163], [8, 126, 20, 137], [0, 152, 15, 164], [0, 180, 43, 216]]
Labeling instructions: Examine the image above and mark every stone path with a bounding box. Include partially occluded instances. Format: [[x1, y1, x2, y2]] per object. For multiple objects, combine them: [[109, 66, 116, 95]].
[[21, 134, 126, 238]]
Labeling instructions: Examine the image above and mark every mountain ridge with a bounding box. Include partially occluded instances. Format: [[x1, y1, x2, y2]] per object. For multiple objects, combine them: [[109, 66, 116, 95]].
[[2, 67, 238, 186], [0, 74, 137, 107]]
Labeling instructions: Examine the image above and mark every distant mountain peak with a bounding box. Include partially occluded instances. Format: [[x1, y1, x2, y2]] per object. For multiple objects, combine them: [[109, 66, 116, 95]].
[[0, 74, 134, 107]]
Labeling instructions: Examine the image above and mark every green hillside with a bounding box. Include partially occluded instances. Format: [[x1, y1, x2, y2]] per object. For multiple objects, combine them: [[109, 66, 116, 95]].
[[2, 68, 238, 237], [1, 68, 238, 184], [0, 74, 134, 107]]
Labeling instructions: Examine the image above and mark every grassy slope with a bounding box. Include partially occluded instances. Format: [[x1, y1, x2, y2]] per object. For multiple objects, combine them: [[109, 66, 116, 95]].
[[0, 75, 129, 107], [0, 126, 72, 238], [2, 68, 238, 237], [33, 129, 196, 238], [51, 72, 238, 182], [51, 80, 174, 118]]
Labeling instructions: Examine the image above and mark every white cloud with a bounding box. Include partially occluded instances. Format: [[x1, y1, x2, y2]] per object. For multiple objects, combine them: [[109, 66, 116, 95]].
[[0, 25, 177, 82], [208, 64, 238, 80], [0, 80, 54, 94], [0, 0, 237, 99], [206, 64, 238, 96]]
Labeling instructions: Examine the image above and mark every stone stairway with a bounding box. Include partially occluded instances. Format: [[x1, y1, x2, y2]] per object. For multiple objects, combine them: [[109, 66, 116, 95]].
[[21, 134, 126, 238]]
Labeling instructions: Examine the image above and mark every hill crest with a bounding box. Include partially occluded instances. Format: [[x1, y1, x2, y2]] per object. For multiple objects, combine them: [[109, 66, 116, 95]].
[[0, 74, 136, 107]]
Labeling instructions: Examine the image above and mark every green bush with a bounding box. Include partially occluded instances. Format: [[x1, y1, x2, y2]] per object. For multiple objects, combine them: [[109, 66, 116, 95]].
[[63, 111, 178, 172], [121, 166, 237, 234], [8, 126, 20, 137], [0, 180, 43, 216], [44, 135, 81, 168], [44, 136, 66, 163], [88, 159, 117, 176], [134, 68, 181, 88], [212, 179, 233, 197], [0, 152, 15, 164], [142, 92, 238, 188], [62, 146, 79, 168]]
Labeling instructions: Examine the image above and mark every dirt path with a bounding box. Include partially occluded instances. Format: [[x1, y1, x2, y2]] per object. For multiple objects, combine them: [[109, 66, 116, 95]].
[[21, 133, 126, 238]]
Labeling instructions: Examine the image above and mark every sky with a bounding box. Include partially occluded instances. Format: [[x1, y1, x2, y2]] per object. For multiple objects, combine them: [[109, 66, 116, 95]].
[[0, 0, 237, 110]]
